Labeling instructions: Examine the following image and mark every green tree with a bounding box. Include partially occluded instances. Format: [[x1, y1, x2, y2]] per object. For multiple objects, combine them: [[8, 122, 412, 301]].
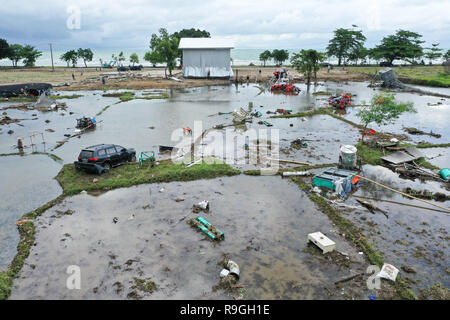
[[172, 28, 210, 65], [60, 50, 78, 67], [0, 38, 10, 60], [21, 45, 42, 67], [348, 46, 369, 65], [326, 28, 366, 66], [144, 50, 163, 67], [371, 30, 424, 65], [357, 92, 416, 141], [444, 50, 450, 60], [150, 28, 180, 76], [290, 49, 325, 88], [271, 49, 289, 66], [8, 44, 24, 67], [130, 53, 139, 66], [77, 48, 94, 67], [259, 50, 272, 67], [424, 43, 442, 65]]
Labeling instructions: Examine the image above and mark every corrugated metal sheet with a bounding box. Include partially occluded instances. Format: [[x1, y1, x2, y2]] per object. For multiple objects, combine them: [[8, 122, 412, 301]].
[[179, 38, 234, 49]]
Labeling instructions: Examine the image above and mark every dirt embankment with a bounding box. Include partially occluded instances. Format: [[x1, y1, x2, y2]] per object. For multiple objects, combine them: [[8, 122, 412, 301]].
[[0, 66, 370, 91]]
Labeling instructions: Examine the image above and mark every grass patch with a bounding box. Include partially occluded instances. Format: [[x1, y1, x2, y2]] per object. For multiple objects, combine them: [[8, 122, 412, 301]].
[[355, 141, 386, 166], [57, 160, 240, 195], [0, 97, 37, 102], [312, 91, 331, 96], [48, 94, 84, 100], [416, 142, 450, 149], [270, 107, 364, 130], [347, 66, 450, 88]]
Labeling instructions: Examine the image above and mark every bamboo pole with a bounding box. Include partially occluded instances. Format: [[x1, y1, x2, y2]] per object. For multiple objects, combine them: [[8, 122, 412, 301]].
[[356, 175, 450, 213], [353, 196, 450, 214], [269, 158, 310, 166]]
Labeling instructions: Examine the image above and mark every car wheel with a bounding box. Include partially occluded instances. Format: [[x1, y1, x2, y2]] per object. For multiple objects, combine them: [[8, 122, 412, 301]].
[[103, 162, 111, 171], [130, 154, 136, 162]]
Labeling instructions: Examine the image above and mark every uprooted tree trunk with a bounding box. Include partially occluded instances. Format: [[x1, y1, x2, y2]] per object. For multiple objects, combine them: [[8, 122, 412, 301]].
[[379, 68, 450, 98]]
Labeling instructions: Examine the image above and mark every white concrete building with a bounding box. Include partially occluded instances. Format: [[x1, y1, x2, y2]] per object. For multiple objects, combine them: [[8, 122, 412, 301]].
[[178, 38, 234, 78]]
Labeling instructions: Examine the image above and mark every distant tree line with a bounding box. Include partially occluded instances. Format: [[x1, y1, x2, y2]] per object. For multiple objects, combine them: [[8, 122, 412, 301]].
[[60, 48, 94, 67], [0, 39, 42, 67]]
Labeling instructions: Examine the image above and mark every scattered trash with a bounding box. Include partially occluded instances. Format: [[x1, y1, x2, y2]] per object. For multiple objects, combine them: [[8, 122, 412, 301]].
[[159, 188, 164, 193], [368, 295, 377, 300], [282, 171, 312, 177], [312, 186, 321, 193], [291, 138, 308, 149], [329, 93, 352, 109], [76, 117, 96, 130], [188, 216, 224, 241], [356, 199, 389, 218], [313, 167, 359, 191], [193, 200, 210, 213], [227, 260, 240, 280], [92, 178, 99, 183], [334, 272, 364, 285], [381, 147, 423, 165], [403, 127, 441, 138], [138, 151, 155, 167], [128, 213, 135, 220], [220, 269, 230, 278], [376, 263, 399, 282], [175, 198, 185, 202], [113, 217, 119, 224], [307, 232, 336, 254]]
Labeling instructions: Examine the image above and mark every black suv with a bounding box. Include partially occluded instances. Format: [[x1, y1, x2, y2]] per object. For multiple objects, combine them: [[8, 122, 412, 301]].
[[74, 144, 136, 174]]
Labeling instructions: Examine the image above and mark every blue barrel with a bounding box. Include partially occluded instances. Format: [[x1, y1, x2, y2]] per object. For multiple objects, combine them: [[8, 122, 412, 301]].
[[440, 168, 450, 181]]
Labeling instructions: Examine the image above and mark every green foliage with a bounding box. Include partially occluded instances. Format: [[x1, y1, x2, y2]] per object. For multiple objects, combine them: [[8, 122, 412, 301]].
[[0, 38, 10, 60], [290, 49, 326, 86], [444, 50, 450, 60], [130, 53, 139, 65], [326, 28, 366, 66], [259, 50, 272, 66], [144, 50, 163, 67], [149, 28, 180, 76], [424, 43, 442, 64], [357, 92, 416, 134], [172, 28, 210, 63], [60, 50, 78, 67], [8, 44, 24, 67], [21, 45, 42, 67], [77, 48, 94, 67], [271, 49, 289, 66], [371, 30, 424, 65]]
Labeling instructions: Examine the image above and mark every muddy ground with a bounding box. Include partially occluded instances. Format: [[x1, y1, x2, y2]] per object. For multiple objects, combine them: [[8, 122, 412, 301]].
[[1, 81, 448, 299]]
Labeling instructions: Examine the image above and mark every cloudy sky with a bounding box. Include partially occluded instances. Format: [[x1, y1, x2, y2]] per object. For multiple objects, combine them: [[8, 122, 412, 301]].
[[1, 0, 449, 52]]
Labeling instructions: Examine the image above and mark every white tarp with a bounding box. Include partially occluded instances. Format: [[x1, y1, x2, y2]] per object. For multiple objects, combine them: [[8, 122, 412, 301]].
[[182, 49, 233, 78]]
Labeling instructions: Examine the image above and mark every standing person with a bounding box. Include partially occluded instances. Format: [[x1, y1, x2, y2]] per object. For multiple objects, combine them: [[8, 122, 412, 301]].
[[72, 73, 75, 80]]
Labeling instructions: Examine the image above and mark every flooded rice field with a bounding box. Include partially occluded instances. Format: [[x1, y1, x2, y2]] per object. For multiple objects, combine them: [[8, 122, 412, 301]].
[[1, 81, 449, 299]]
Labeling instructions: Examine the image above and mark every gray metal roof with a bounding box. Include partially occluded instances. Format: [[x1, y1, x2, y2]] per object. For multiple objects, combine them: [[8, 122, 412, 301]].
[[179, 38, 234, 49]]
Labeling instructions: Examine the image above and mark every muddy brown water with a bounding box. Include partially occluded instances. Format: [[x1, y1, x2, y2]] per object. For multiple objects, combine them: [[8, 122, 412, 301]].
[[1, 82, 449, 298], [10, 175, 367, 300]]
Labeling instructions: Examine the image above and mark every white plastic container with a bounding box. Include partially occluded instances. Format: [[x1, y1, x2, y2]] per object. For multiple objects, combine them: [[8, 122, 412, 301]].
[[308, 232, 336, 254], [339, 145, 357, 169]]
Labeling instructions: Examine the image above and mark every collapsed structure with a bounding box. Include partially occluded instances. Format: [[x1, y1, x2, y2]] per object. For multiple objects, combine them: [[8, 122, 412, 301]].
[[179, 38, 234, 78]]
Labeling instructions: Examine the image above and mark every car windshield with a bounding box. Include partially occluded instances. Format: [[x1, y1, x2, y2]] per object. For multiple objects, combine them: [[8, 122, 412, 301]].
[[80, 150, 94, 158]]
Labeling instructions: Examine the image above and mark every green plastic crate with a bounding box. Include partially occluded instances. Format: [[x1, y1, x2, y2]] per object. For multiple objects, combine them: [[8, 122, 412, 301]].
[[313, 167, 358, 190]]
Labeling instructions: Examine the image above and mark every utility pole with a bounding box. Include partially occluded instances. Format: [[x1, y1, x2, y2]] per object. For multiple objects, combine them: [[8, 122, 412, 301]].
[[49, 43, 54, 71]]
